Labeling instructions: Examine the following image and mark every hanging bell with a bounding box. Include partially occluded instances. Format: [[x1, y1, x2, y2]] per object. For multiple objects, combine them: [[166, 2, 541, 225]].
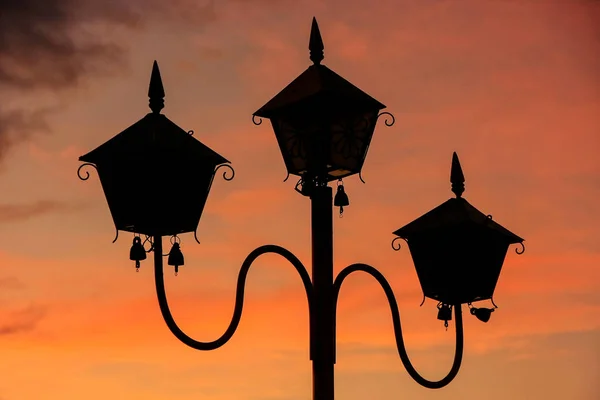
[[168, 242, 184, 275], [437, 303, 452, 329], [470, 307, 494, 323], [129, 236, 146, 271], [437, 303, 452, 321], [334, 182, 349, 216]]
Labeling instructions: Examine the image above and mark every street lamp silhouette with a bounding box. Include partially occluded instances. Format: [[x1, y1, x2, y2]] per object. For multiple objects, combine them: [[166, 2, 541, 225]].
[[77, 17, 525, 400]]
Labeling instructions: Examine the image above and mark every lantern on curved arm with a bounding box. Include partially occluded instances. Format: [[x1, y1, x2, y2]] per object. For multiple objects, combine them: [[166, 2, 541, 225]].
[[333, 152, 525, 390], [392, 152, 525, 325], [77, 61, 233, 270]]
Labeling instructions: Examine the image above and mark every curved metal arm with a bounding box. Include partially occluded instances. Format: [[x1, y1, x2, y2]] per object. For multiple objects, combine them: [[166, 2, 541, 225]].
[[333, 264, 464, 389], [154, 237, 314, 351]]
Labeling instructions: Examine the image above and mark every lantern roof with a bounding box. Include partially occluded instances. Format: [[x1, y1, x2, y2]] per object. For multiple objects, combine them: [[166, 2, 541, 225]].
[[79, 61, 229, 167], [253, 17, 386, 119], [393, 152, 523, 243]]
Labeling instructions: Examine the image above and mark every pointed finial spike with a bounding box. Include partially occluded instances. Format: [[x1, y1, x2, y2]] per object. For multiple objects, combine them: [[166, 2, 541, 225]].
[[309, 17, 324, 65], [450, 152, 465, 198], [148, 60, 165, 114]]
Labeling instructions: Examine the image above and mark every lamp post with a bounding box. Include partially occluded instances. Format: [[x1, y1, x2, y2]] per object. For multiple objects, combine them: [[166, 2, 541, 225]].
[[78, 18, 525, 400]]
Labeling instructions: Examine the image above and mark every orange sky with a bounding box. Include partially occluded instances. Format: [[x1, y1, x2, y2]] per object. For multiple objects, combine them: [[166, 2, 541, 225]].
[[0, 0, 598, 399]]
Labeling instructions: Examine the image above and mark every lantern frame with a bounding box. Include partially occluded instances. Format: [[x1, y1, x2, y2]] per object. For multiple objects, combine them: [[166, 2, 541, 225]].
[[78, 61, 231, 239], [392, 153, 524, 305], [253, 18, 393, 184]]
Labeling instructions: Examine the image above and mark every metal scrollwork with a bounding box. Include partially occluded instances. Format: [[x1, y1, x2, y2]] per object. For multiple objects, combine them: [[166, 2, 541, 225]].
[[188, 130, 194, 136], [359, 171, 366, 184], [377, 111, 396, 127], [193, 230, 201, 245], [282, 124, 308, 160], [77, 163, 97, 181], [331, 117, 370, 160], [283, 172, 290, 182], [486, 214, 493, 219], [333, 263, 464, 389], [252, 115, 263, 126], [391, 236, 407, 251], [215, 164, 235, 181], [515, 241, 525, 255], [112, 228, 119, 243], [491, 297, 499, 309], [143, 235, 154, 252], [161, 235, 181, 256], [294, 177, 305, 195], [154, 243, 313, 352]]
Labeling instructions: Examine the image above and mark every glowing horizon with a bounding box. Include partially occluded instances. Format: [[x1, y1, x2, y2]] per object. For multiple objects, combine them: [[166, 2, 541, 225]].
[[0, 0, 598, 399]]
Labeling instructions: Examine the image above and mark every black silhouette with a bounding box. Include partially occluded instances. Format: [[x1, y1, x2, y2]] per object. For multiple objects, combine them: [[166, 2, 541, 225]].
[[392, 151, 524, 312], [78, 60, 231, 244], [77, 17, 525, 400]]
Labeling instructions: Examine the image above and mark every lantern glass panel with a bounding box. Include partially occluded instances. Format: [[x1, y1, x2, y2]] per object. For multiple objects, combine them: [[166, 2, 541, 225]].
[[272, 116, 320, 176], [272, 109, 379, 181], [329, 110, 377, 176]]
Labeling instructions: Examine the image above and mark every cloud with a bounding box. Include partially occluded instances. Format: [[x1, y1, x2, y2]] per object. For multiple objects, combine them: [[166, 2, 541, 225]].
[[0, 0, 219, 162], [0, 107, 55, 162], [0, 0, 133, 91], [0, 200, 87, 223], [0, 0, 128, 162], [0, 304, 46, 335], [0, 0, 220, 91]]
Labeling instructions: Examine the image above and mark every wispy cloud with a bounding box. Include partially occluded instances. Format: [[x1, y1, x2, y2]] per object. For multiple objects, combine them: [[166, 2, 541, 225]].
[[0, 0, 219, 162], [0, 304, 46, 335], [0, 200, 87, 223]]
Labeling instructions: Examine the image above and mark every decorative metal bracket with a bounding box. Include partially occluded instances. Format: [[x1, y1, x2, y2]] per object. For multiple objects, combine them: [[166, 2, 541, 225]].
[[377, 111, 396, 127], [77, 163, 97, 181], [215, 164, 235, 181], [154, 242, 314, 353], [192, 163, 237, 244], [334, 263, 463, 389], [391, 236, 408, 251]]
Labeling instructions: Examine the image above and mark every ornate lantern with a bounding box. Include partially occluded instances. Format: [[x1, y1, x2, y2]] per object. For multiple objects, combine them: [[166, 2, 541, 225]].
[[78, 61, 230, 239], [253, 18, 392, 186], [393, 152, 525, 306]]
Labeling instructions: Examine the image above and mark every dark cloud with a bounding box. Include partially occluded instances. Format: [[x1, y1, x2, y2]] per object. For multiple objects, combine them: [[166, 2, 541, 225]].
[[0, 106, 53, 161], [0, 304, 46, 335], [0, 200, 87, 223], [0, 0, 137, 90], [0, 0, 218, 161], [0, 0, 133, 161], [0, 0, 218, 90]]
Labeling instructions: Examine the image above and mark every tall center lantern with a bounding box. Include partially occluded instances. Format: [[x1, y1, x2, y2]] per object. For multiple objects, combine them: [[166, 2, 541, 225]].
[[78, 61, 230, 239], [253, 18, 389, 191]]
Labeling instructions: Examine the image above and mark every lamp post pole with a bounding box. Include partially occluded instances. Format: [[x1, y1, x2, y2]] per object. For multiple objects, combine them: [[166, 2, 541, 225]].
[[311, 184, 336, 400]]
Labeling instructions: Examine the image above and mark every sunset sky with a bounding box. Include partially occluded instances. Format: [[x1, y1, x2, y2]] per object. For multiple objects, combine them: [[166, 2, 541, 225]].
[[0, 0, 598, 399]]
